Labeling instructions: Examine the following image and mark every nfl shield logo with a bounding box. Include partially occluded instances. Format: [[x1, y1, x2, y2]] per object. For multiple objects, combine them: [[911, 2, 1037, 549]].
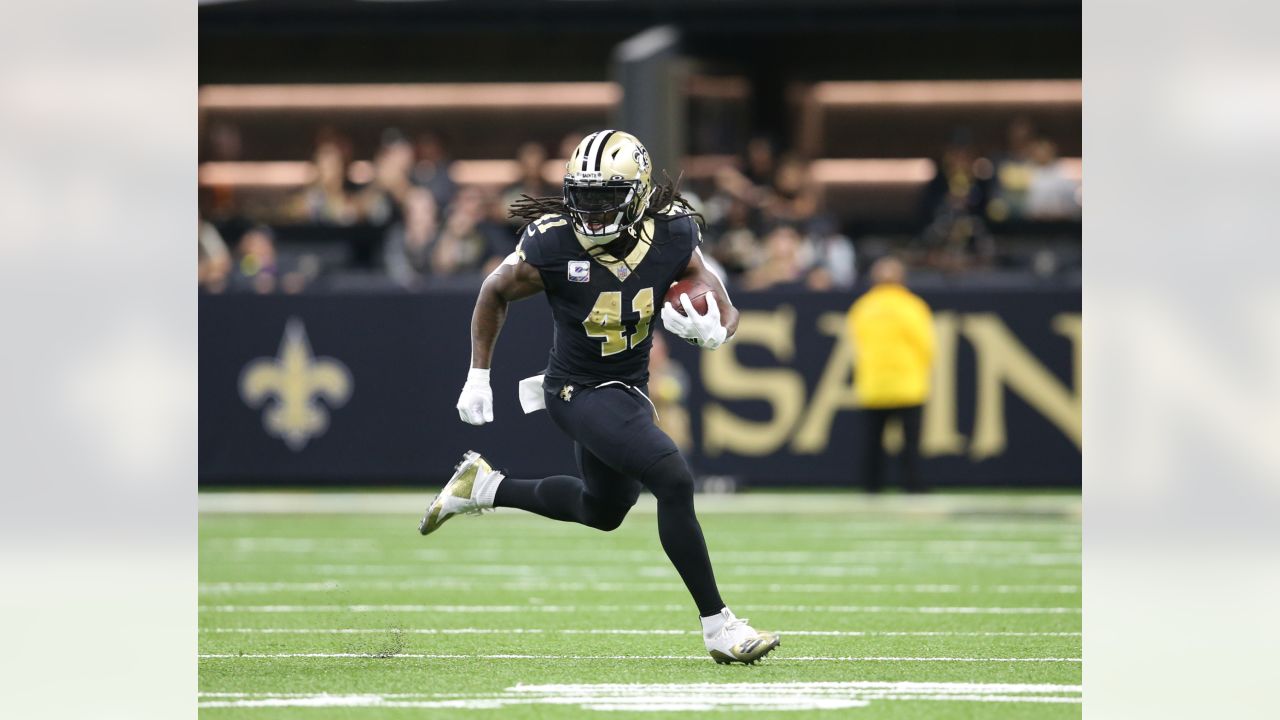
[[617, 265, 631, 280], [568, 261, 590, 283]]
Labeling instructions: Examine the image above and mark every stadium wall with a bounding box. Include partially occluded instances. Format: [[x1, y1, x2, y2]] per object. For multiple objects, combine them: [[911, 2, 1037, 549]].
[[199, 288, 1080, 487]]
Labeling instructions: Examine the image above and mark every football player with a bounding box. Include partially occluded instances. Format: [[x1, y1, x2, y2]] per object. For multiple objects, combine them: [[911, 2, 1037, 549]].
[[419, 130, 779, 665]]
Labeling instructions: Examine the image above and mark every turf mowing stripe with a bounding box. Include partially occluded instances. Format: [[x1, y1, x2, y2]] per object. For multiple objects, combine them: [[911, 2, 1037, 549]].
[[201, 627, 1081, 637], [198, 652, 1082, 662], [200, 681, 1083, 696], [199, 604, 1081, 614], [198, 580, 1080, 594], [196, 682, 1083, 711], [199, 491, 1080, 518]]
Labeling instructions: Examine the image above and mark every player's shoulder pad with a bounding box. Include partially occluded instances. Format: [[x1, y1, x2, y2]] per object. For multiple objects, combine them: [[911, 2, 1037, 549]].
[[660, 208, 703, 249], [517, 213, 574, 268]]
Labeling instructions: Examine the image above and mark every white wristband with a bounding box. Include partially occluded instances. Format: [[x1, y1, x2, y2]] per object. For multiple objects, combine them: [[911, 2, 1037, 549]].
[[467, 367, 491, 384]]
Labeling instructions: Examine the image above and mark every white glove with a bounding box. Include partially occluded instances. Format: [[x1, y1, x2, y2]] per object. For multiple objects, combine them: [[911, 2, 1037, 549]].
[[456, 368, 494, 425], [661, 293, 728, 350]]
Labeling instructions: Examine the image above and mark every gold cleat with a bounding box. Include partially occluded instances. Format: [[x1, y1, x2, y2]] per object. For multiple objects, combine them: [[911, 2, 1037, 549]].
[[418, 451, 501, 536], [709, 633, 781, 665], [702, 609, 780, 665]]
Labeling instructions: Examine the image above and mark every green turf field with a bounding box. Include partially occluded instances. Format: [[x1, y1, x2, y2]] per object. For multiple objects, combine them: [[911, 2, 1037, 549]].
[[199, 492, 1081, 718]]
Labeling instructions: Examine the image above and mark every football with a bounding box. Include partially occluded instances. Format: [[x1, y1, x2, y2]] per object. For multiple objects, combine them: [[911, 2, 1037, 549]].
[[665, 278, 714, 316]]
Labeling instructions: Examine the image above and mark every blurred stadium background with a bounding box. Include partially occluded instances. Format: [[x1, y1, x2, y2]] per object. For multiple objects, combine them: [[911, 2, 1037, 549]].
[[198, 0, 1080, 490]]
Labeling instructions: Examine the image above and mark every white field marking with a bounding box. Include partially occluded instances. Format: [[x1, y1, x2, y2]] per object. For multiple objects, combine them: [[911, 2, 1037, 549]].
[[198, 603, 1080, 615], [237, 564, 883, 578], [197, 681, 1081, 711], [206, 540, 1079, 558], [198, 652, 1081, 663], [207, 553, 1081, 569], [200, 682, 1082, 698], [404, 549, 1081, 565], [202, 538, 381, 553], [197, 580, 1080, 595], [256, 559, 1076, 578], [201, 627, 1081, 638], [198, 491, 1080, 518]]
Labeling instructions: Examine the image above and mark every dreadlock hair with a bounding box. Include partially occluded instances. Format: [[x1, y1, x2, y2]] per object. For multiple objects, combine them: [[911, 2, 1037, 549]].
[[507, 171, 704, 230]]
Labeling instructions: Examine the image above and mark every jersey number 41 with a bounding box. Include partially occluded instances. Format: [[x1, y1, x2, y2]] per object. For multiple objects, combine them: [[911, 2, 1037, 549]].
[[583, 288, 654, 356]]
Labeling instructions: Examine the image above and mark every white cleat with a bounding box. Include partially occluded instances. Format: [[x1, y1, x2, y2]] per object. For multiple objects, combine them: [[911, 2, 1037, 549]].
[[702, 608, 780, 665], [418, 450, 504, 536]]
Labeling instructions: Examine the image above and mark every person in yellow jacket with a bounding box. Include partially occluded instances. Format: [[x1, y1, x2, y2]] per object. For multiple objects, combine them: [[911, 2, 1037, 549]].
[[846, 257, 935, 492]]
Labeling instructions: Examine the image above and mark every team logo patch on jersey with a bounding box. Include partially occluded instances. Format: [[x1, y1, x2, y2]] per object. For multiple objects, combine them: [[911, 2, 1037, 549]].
[[568, 261, 591, 283], [559, 384, 575, 402]]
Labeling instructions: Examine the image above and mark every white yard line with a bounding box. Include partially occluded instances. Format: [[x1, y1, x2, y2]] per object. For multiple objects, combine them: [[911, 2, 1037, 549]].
[[198, 652, 1081, 662], [222, 560, 1077, 578], [201, 627, 1081, 637], [198, 603, 1081, 614], [198, 580, 1080, 594], [201, 682, 1083, 697], [197, 681, 1082, 711]]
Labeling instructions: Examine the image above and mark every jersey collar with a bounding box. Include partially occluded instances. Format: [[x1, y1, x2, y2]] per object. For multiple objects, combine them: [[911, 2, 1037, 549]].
[[576, 217, 653, 281]]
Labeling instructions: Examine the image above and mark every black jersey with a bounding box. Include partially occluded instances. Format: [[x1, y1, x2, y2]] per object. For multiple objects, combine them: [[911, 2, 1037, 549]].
[[518, 211, 700, 387]]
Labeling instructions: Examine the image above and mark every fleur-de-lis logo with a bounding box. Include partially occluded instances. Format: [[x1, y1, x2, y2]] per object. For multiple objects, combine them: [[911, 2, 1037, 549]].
[[239, 318, 352, 451]]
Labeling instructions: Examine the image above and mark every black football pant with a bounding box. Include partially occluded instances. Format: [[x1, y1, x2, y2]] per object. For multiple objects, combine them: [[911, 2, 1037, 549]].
[[494, 380, 724, 617], [859, 404, 927, 493]]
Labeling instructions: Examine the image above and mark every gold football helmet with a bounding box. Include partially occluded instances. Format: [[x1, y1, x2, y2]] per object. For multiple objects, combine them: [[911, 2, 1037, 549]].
[[563, 130, 653, 245]]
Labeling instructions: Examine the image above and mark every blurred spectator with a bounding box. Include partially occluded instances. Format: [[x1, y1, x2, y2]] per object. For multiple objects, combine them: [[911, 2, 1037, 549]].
[[501, 142, 555, 226], [743, 136, 777, 187], [705, 196, 762, 276], [919, 132, 996, 270], [763, 153, 820, 229], [357, 130, 415, 226], [649, 333, 692, 452], [742, 225, 807, 291], [807, 218, 857, 290], [431, 187, 510, 276], [230, 226, 280, 294], [989, 117, 1038, 221], [412, 131, 458, 210], [846, 257, 935, 493], [383, 187, 440, 290], [229, 226, 310, 294], [292, 141, 358, 225], [1025, 139, 1081, 220], [198, 218, 231, 294]]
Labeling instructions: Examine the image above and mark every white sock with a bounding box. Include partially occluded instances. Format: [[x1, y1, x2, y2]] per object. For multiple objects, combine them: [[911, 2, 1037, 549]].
[[700, 607, 731, 637], [473, 468, 504, 509]]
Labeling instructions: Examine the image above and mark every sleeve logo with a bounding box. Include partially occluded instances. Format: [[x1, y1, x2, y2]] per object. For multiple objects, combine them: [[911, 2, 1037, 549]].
[[568, 261, 591, 283]]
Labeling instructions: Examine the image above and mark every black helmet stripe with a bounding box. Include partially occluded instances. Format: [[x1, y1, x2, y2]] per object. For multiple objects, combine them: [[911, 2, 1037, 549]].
[[593, 130, 618, 172], [582, 129, 612, 174], [579, 131, 599, 172]]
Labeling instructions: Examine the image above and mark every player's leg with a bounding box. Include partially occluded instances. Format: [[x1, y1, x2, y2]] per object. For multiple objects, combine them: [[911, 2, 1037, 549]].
[[544, 385, 723, 614], [549, 385, 777, 663], [860, 408, 890, 492], [638, 450, 723, 615], [492, 443, 640, 531], [898, 404, 927, 493]]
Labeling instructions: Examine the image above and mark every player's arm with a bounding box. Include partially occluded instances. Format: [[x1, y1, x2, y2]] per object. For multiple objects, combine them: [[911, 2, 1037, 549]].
[[680, 247, 739, 339], [456, 254, 544, 426], [660, 248, 738, 350]]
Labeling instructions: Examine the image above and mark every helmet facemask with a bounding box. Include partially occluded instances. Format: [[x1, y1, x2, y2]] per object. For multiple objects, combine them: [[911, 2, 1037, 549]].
[[563, 179, 648, 245]]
